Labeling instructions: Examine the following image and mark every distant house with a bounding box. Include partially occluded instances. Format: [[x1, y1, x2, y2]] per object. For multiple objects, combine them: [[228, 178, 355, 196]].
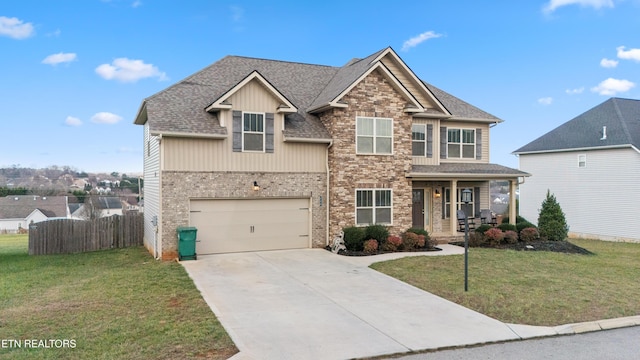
[[0, 195, 70, 233], [73, 196, 124, 219], [514, 97, 640, 242]]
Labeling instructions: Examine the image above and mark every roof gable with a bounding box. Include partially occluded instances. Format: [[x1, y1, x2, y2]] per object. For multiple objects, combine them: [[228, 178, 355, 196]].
[[308, 47, 450, 116], [205, 70, 297, 113], [514, 98, 640, 154]]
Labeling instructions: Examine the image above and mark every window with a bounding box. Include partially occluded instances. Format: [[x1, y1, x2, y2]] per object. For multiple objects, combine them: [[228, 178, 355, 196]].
[[444, 188, 475, 218], [356, 189, 392, 225], [357, 117, 393, 154], [447, 128, 475, 159], [243, 112, 264, 152], [578, 154, 586, 168], [412, 124, 426, 156]]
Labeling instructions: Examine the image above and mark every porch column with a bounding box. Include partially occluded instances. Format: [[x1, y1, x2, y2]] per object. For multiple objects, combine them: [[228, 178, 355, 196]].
[[450, 180, 458, 235], [509, 180, 517, 225]]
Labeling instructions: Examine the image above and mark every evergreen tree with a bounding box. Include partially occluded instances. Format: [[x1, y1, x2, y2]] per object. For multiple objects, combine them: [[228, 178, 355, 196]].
[[537, 190, 569, 241]]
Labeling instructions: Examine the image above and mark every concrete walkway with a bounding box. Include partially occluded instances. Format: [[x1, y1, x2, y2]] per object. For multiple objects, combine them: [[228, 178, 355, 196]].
[[181, 246, 640, 360]]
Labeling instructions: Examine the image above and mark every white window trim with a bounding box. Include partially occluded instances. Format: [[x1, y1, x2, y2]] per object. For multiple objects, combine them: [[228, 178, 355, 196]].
[[412, 124, 427, 157], [242, 111, 265, 152], [355, 188, 393, 226], [447, 127, 476, 159], [356, 116, 393, 155], [578, 154, 586, 168], [444, 188, 475, 218]]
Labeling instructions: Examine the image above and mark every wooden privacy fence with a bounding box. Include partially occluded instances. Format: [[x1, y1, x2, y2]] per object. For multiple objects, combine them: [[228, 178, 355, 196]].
[[28, 214, 144, 255]]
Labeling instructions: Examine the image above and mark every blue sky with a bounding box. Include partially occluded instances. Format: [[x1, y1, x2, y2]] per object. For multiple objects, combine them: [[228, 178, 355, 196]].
[[1, 0, 639, 174]]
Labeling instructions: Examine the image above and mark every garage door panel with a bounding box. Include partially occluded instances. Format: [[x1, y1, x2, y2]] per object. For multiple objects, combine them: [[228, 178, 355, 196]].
[[190, 199, 310, 255]]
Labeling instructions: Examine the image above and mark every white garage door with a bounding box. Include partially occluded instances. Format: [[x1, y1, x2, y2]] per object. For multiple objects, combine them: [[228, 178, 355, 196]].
[[189, 198, 310, 254]]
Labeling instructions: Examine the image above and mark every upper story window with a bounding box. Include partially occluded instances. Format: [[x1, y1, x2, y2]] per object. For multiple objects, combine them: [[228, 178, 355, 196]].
[[578, 154, 586, 168], [412, 124, 426, 156], [447, 128, 475, 159], [356, 189, 392, 225], [243, 112, 265, 152], [356, 117, 393, 155]]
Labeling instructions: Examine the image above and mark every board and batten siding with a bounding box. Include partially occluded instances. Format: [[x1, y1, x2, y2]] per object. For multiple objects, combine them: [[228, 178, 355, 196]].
[[412, 118, 439, 166], [440, 121, 490, 163], [143, 122, 161, 254], [519, 147, 640, 241]]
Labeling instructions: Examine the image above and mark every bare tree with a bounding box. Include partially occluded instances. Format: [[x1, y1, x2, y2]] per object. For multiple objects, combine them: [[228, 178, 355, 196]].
[[78, 195, 104, 220]]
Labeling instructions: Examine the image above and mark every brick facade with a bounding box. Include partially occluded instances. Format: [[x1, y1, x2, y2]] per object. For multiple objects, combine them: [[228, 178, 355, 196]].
[[160, 171, 327, 259], [320, 69, 413, 238]]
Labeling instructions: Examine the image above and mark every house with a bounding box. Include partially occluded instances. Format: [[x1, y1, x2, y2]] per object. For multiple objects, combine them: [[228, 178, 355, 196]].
[[513, 97, 640, 242], [0, 195, 70, 233], [134, 47, 529, 259], [72, 196, 125, 219]]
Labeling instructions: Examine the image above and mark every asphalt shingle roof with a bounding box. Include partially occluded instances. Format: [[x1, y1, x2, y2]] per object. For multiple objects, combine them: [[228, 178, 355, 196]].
[[413, 163, 529, 177], [0, 196, 68, 219], [514, 97, 640, 154], [138, 48, 503, 140]]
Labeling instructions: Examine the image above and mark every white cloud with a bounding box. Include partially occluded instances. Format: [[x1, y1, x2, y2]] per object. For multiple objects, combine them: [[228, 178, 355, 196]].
[[600, 58, 618, 68], [616, 46, 640, 62], [401, 31, 443, 52], [538, 97, 553, 105], [65, 116, 83, 126], [230, 5, 244, 22], [543, 0, 614, 13], [95, 58, 167, 83], [591, 78, 635, 95], [565, 87, 584, 94], [46, 29, 61, 37], [42, 52, 77, 66], [0, 16, 35, 39], [132, 1, 142, 8], [91, 112, 123, 124]]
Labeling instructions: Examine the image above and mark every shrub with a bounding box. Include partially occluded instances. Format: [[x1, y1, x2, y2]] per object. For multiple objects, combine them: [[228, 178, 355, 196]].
[[468, 231, 486, 247], [475, 224, 493, 234], [343, 226, 365, 251], [402, 232, 420, 250], [537, 190, 569, 241], [383, 235, 403, 251], [516, 221, 536, 233], [364, 224, 390, 244], [501, 215, 530, 224], [416, 235, 426, 248], [406, 227, 434, 248], [504, 230, 518, 244], [497, 223, 517, 232], [520, 227, 540, 242], [363, 239, 378, 254], [484, 228, 505, 246]]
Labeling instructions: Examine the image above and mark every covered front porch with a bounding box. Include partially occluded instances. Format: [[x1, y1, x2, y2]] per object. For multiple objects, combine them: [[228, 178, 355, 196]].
[[408, 163, 530, 240]]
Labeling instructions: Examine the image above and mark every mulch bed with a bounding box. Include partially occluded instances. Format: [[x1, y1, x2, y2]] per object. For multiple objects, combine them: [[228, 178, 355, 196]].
[[450, 240, 595, 255], [326, 246, 442, 257]]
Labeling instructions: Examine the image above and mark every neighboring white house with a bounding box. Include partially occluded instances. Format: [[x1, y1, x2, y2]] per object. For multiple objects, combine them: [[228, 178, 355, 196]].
[[513, 97, 640, 242], [0, 195, 70, 233]]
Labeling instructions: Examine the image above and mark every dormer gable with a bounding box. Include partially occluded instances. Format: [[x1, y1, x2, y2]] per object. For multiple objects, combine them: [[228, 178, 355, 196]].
[[205, 70, 298, 114]]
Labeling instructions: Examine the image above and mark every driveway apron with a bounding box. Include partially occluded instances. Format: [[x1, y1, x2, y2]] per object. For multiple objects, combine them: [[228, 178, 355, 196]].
[[181, 248, 520, 360]]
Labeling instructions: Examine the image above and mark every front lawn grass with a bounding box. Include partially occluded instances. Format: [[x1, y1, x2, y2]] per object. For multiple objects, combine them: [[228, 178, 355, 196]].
[[0, 234, 237, 360], [371, 239, 640, 326]]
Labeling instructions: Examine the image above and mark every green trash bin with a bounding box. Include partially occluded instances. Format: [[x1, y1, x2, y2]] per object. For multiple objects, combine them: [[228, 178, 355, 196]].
[[177, 226, 198, 261]]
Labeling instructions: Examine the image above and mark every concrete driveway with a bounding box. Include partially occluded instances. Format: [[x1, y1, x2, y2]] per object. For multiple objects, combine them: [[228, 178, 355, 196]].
[[181, 247, 523, 359]]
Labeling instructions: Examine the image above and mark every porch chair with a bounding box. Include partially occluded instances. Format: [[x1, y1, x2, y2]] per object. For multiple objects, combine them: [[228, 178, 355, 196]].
[[480, 209, 498, 226], [457, 209, 476, 232]]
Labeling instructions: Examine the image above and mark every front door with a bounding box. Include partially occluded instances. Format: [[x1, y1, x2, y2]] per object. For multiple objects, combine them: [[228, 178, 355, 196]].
[[412, 189, 425, 229]]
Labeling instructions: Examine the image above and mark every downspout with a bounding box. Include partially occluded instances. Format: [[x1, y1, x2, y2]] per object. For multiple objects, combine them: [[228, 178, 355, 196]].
[[325, 139, 333, 246]]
